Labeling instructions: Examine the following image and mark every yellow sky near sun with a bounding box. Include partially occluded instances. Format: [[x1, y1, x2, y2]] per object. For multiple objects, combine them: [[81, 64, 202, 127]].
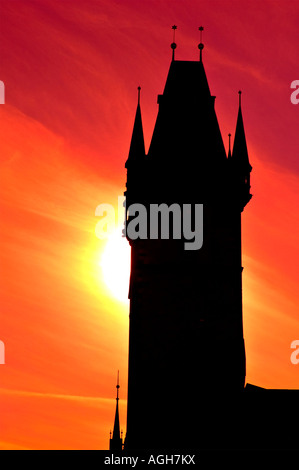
[[242, 156, 299, 389], [0, 105, 129, 447]]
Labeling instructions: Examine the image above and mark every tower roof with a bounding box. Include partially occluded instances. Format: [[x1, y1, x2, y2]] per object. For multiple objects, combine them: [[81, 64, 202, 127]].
[[147, 59, 227, 167], [125, 87, 145, 168], [232, 92, 252, 171], [163, 60, 211, 98]]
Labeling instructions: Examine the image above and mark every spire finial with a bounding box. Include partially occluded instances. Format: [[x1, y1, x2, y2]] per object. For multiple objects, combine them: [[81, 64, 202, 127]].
[[171, 25, 177, 61], [228, 133, 232, 158], [116, 370, 120, 401], [198, 26, 204, 62], [238, 90, 242, 107], [137, 86, 141, 105]]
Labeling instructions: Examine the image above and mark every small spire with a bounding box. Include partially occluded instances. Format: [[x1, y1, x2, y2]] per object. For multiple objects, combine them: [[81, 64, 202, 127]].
[[125, 87, 146, 168], [228, 133, 232, 159], [171, 25, 177, 61], [198, 26, 204, 62], [110, 371, 123, 451], [232, 91, 251, 171]]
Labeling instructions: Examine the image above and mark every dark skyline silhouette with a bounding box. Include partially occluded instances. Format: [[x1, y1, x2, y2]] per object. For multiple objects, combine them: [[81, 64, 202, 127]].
[[115, 33, 252, 450], [109, 31, 299, 452], [0, 2, 298, 451]]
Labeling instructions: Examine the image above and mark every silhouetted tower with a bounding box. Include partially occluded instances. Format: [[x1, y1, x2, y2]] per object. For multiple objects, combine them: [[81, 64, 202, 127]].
[[109, 371, 123, 451], [123, 28, 252, 450]]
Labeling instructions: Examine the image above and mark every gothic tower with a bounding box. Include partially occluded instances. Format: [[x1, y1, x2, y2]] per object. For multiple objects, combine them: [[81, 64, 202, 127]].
[[123, 29, 252, 450]]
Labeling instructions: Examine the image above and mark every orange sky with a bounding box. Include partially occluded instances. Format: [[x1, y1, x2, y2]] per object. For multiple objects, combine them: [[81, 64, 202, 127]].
[[0, 0, 299, 450]]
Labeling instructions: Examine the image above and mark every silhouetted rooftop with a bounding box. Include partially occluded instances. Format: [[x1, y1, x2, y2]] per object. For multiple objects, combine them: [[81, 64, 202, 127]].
[[148, 59, 227, 167]]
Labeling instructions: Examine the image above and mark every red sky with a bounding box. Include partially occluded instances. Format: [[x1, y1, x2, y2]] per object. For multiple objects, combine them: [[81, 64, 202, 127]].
[[0, 0, 299, 450]]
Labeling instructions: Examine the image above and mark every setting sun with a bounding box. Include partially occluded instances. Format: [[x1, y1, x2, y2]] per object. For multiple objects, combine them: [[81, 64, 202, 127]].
[[100, 227, 131, 304]]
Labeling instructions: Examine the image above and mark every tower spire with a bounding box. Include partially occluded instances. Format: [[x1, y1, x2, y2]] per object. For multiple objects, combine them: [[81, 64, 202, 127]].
[[232, 91, 251, 169], [109, 371, 123, 451], [171, 25, 177, 61], [198, 26, 204, 62], [232, 90, 252, 209], [125, 86, 146, 168]]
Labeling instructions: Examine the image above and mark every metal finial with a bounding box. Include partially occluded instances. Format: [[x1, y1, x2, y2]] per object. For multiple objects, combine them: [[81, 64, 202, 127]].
[[199, 26, 204, 42], [137, 86, 141, 104], [171, 25, 177, 61], [116, 370, 120, 401], [198, 26, 204, 62], [228, 133, 232, 158], [238, 90, 242, 107]]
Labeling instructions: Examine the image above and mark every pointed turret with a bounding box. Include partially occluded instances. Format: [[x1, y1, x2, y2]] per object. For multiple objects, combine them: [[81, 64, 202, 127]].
[[124, 87, 146, 239], [232, 91, 252, 209], [125, 87, 145, 168], [109, 371, 123, 451], [232, 91, 252, 171]]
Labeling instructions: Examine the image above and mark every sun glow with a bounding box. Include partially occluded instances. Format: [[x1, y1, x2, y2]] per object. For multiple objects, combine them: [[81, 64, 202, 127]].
[[100, 226, 131, 303]]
